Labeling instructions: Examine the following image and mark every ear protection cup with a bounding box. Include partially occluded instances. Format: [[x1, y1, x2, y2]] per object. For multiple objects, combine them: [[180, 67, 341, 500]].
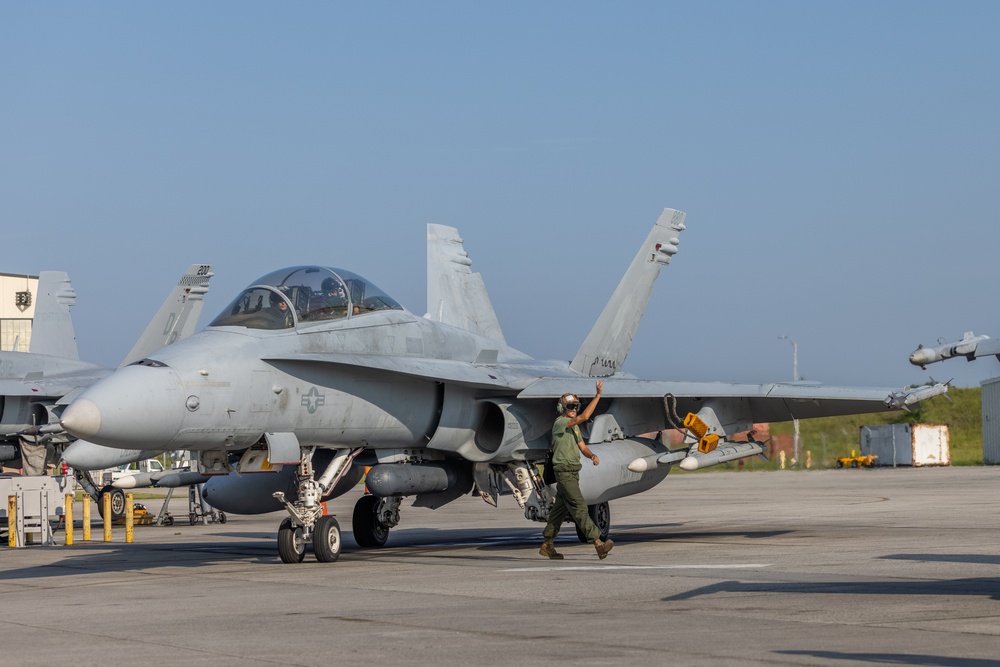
[[556, 393, 578, 415]]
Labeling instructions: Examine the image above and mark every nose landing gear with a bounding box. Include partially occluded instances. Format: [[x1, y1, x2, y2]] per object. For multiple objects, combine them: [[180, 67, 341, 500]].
[[273, 446, 361, 564]]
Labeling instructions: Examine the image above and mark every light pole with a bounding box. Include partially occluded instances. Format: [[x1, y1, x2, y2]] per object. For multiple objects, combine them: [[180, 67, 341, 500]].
[[778, 335, 799, 382], [778, 335, 800, 467]]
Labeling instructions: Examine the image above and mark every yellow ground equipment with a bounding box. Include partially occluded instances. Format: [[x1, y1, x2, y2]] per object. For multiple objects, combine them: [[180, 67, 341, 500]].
[[836, 450, 878, 468]]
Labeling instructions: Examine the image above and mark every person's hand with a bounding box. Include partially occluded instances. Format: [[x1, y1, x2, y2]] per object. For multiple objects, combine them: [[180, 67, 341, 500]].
[[591, 454, 600, 466], [595, 380, 604, 394]]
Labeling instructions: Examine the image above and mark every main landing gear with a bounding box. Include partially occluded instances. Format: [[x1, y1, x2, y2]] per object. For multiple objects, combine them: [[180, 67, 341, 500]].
[[98, 486, 127, 521], [273, 447, 361, 564], [352, 494, 399, 548], [574, 501, 610, 542], [71, 470, 126, 522]]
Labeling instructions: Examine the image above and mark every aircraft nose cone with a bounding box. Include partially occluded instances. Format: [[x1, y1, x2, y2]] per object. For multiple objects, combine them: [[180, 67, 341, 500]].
[[61, 365, 186, 449], [61, 399, 102, 439]]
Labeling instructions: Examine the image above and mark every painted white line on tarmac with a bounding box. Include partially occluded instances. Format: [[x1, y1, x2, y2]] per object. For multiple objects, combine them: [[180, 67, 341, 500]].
[[417, 536, 537, 548], [501, 563, 771, 572]]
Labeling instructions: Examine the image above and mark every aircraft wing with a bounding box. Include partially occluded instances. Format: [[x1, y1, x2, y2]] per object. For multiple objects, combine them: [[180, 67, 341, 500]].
[[971, 338, 1000, 360], [262, 353, 516, 389], [0, 373, 108, 400], [518, 377, 895, 422], [0, 353, 107, 399]]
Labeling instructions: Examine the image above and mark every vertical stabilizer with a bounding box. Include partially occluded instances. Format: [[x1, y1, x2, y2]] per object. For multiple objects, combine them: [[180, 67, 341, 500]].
[[426, 225, 506, 344], [570, 208, 686, 377], [29, 271, 79, 360], [119, 264, 214, 367]]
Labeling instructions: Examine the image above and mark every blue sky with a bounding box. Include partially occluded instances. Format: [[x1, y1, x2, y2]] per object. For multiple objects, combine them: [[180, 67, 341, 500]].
[[2, 2, 998, 389]]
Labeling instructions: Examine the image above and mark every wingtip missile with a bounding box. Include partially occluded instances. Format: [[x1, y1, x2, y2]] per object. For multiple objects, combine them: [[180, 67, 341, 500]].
[[909, 332, 989, 368], [884, 378, 951, 411]]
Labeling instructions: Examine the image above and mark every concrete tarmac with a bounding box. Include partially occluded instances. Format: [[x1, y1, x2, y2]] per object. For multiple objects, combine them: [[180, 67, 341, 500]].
[[2, 466, 999, 666]]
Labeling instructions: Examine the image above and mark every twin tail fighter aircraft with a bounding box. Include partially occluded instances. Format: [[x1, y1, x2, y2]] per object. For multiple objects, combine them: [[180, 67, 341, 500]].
[[1, 266, 214, 515], [61, 209, 920, 564]]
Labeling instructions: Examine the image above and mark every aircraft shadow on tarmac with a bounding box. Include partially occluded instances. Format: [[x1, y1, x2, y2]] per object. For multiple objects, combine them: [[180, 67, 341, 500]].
[[663, 577, 1000, 602], [879, 553, 1000, 566], [355, 524, 793, 555], [777, 650, 998, 667], [0, 522, 802, 578]]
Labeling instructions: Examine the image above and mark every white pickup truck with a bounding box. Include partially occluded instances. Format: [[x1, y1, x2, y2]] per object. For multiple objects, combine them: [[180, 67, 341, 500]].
[[99, 458, 167, 487]]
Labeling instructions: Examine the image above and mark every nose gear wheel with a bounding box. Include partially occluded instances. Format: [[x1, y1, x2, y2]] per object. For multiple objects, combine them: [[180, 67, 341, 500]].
[[277, 518, 306, 563]]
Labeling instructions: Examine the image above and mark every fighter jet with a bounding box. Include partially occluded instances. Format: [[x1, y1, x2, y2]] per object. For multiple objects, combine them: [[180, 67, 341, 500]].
[[909, 331, 1000, 369], [1, 265, 213, 486], [61, 209, 915, 564], [1, 271, 92, 473]]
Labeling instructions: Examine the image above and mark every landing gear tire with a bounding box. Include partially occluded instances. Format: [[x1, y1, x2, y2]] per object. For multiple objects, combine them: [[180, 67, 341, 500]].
[[313, 515, 342, 563], [277, 518, 306, 564], [218, 512, 227, 524], [352, 494, 389, 548], [97, 486, 127, 521], [575, 501, 611, 542]]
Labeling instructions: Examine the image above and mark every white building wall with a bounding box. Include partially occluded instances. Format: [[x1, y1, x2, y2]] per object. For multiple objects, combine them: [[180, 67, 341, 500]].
[[981, 377, 1000, 465], [0, 273, 38, 351]]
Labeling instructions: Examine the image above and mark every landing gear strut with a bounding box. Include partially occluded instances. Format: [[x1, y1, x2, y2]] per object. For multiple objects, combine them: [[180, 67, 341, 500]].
[[273, 447, 361, 564], [73, 469, 127, 522]]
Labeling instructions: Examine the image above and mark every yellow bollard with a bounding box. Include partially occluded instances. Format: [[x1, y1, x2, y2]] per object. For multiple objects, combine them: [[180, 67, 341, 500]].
[[125, 493, 134, 544], [103, 493, 112, 542], [7, 495, 16, 548], [65, 494, 74, 546], [82, 496, 91, 542]]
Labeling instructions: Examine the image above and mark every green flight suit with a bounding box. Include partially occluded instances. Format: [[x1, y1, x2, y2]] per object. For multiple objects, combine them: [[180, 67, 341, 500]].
[[542, 415, 601, 542]]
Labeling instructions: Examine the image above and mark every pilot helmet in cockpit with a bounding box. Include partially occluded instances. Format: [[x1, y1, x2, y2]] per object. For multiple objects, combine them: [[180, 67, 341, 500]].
[[321, 277, 346, 303]]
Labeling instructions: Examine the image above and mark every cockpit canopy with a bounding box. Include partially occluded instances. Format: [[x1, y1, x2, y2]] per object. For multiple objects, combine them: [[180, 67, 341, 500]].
[[209, 266, 402, 330]]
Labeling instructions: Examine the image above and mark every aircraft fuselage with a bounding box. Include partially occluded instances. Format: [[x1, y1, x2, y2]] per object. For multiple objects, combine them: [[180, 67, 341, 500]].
[[61, 309, 545, 458]]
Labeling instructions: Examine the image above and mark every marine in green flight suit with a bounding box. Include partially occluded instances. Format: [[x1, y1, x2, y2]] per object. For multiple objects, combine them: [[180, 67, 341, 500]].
[[540, 380, 614, 560]]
